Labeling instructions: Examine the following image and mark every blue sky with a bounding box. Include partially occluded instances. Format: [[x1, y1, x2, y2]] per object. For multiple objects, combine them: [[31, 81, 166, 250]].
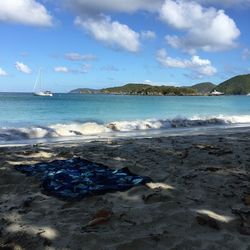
[[0, 0, 250, 92]]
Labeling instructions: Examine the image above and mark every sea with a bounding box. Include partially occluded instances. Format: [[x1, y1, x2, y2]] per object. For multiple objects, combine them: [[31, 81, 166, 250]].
[[0, 93, 250, 145]]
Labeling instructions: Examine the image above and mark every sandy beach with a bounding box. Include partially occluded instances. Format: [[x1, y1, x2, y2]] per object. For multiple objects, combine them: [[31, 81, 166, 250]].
[[1, 128, 250, 250]]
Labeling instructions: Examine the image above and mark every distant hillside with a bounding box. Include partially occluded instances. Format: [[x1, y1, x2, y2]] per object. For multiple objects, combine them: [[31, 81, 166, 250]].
[[69, 74, 250, 96], [101, 83, 196, 96], [70, 88, 100, 94], [190, 82, 216, 94], [102, 84, 151, 94], [216, 74, 250, 95]]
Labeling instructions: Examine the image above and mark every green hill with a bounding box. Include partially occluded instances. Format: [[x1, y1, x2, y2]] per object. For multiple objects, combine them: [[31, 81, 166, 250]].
[[102, 84, 151, 94], [69, 74, 250, 96], [216, 74, 250, 95], [101, 83, 196, 96], [190, 82, 216, 94]]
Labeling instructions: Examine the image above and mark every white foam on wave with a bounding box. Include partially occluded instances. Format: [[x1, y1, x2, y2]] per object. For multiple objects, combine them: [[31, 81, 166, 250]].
[[109, 115, 250, 131], [50, 122, 111, 136], [110, 119, 164, 131], [211, 115, 250, 124], [1, 115, 250, 141]]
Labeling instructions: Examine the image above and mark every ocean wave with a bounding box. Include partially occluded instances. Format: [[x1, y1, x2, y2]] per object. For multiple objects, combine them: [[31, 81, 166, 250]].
[[1, 115, 250, 141]]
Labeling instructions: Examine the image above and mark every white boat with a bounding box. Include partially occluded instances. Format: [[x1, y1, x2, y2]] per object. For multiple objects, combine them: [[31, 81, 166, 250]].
[[34, 91, 53, 97], [209, 90, 224, 96], [247, 93, 250, 96], [33, 68, 53, 97]]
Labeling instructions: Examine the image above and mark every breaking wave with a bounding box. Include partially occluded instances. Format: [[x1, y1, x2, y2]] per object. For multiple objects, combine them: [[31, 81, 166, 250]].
[[1, 115, 250, 142]]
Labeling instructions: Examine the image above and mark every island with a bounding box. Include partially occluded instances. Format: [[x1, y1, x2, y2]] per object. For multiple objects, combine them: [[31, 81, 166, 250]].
[[69, 74, 250, 96]]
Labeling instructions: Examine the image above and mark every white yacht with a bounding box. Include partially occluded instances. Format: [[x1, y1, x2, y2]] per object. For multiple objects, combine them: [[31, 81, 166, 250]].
[[209, 90, 224, 96], [33, 68, 53, 97], [34, 91, 53, 97]]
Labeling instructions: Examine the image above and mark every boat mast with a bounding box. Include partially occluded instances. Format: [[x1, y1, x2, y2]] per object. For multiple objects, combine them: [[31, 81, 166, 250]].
[[33, 68, 42, 92]]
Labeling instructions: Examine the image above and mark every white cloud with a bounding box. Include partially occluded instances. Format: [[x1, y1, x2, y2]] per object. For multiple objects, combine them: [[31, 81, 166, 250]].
[[15, 62, 32, 74], [54, 64, 91, 74], [160, 0, 240, 52], [65, 53, 96, 61], [54, 66, 69, 73], [75, 15, 140, 52], [0, 68, 8, 76], [140, 30, 156, 40], [0, 0, 53, 26], [156, 49, 217, 77], [67, 1, 161, 52], [63, 0, 241, 54]]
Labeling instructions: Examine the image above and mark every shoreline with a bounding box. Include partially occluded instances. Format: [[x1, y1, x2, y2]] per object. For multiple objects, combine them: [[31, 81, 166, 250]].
[[1, 127, 250, 249], [1, 124, 250, 147]]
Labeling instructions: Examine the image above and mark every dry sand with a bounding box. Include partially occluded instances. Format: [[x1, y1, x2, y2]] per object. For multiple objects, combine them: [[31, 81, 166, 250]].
[[1, 128, 250, 250]]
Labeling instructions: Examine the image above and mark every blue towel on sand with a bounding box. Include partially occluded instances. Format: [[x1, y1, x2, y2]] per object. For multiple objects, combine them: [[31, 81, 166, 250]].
[[16, 158, 151, 200]]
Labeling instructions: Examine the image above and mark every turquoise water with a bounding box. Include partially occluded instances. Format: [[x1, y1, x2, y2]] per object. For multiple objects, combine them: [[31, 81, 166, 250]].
[[0, 93, 250, 142]]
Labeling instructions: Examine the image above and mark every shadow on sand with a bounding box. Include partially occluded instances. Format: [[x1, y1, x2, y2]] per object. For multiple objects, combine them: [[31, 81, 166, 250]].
[[1, 133, 250, 249]]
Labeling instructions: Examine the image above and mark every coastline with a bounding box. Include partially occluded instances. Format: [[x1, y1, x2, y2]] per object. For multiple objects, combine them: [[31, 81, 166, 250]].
[[1, 123, 250, 147], [1, 127, 250, 249]]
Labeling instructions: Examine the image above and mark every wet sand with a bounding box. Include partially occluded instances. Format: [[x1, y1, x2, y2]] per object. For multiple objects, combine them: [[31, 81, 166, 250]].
[[1, 128, 250, 249]]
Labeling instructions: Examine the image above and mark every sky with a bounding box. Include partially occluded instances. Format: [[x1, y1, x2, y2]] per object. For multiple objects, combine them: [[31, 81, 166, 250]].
[[0, 0, 250, 92]]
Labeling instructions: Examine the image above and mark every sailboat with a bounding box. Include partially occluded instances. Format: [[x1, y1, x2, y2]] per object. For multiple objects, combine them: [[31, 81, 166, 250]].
[[209, 89, 224, 96], [33, 68, 53, 97]]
